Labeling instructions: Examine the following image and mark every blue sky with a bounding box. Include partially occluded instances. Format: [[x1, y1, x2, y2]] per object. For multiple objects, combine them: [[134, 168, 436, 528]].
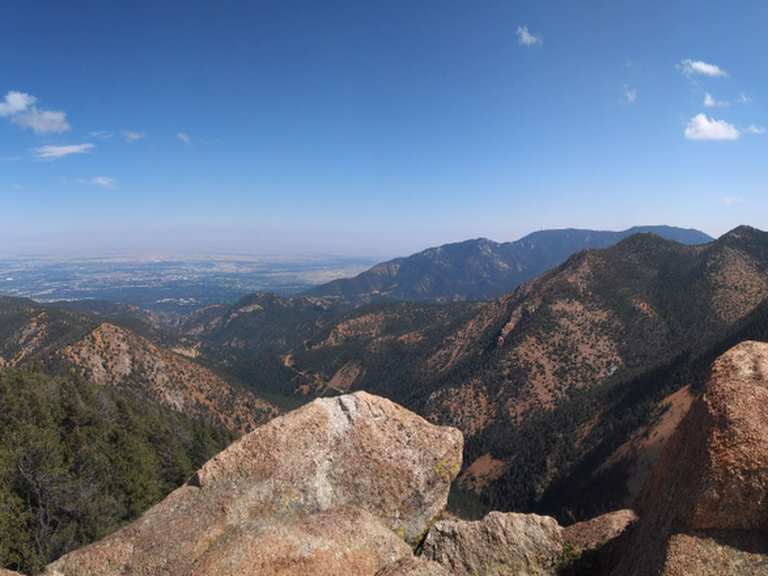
[[2, 1, 767, 257]]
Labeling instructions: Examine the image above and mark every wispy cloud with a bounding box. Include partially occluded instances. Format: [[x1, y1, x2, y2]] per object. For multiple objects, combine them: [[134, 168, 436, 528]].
[[34, 143, 94, 159], [738, 92, 752, 104], [0, 90, 70, 133], [684, 114, 740, 141], [624, 85, 638, 104], [703, 92, 729, 108], [89, 130, 114, 140], [177, 131, 191, 144], [745, 125, 766, 135], [679, 59, 728, 78], [123, 130, 145, 142], [90, 176, 117, 189], [516, 25, 542, 47], [722, 196, 743, 207]]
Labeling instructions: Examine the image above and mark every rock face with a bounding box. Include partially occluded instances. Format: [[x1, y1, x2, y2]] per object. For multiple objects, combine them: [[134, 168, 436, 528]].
[[611, 340, 768, 576], [421, 512, 564, 576], [562, 509, 638, 553], [375, 557, 453, 576], [44, 392, 463, 576]]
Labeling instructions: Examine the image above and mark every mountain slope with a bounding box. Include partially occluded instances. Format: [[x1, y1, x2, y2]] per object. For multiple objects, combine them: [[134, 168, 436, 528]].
[[305, 226, 713, 302], [0, 297, 278, 433], [59, 323, 278, 433], [0, 368, 232, 573], [416, 227, 768, 511], [251, 226, 768, 515]]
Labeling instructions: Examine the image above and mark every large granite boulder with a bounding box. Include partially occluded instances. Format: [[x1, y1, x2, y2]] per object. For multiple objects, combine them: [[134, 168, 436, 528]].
[[44, 392, 463, 576]]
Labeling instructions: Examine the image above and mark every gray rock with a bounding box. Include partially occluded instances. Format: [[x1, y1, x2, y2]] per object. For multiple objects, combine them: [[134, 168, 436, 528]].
[[422, 511, 564, 576]]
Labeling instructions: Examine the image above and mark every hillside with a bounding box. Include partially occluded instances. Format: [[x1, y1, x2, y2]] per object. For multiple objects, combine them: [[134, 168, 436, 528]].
[[177, 292, 480, 400], [305, 226, 713, 303], [0, 297, 278, 433], [0, 368, 232, 574], [189, 226, 768, 517], [12, 345, 768, 576]]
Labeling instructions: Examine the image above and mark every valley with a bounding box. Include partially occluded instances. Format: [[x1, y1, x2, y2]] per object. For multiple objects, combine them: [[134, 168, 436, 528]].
[[2, 224, 768, 574]]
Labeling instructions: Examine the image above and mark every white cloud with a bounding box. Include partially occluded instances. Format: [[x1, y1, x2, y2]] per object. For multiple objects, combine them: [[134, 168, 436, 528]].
[[90, 176, 117, 189], [0, 90, 70, 133], [679, 59, 728, 78], [12, 108, 70, 133], [684, 114, 740, 141], [746, 125, 766, 135], [0, 91, 36, 116], [177, 131, 191, 143], [703, 92, 728, 108], [123, 130, 145, 142], [624, 85, 638, 104], [738, 92, 752, 104], [516, 25, 542, 47], [34, 143, 94, 159], [722, 196, 743, 207]]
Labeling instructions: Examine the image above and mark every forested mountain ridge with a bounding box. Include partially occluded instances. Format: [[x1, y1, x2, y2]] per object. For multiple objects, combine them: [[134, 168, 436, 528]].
[[304, 225, 713, 303], [181, 226, 768, 517], [0, 296, 278, 432]]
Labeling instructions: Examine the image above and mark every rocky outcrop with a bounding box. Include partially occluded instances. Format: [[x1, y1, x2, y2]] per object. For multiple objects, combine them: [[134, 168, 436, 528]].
[[610, 340, 768, 575], [47, 506, 412, 576], [421, 512, 564, 576], [44, 392, 463, 576], [375, 557, 452, 576], [562, 509, 637, 553]]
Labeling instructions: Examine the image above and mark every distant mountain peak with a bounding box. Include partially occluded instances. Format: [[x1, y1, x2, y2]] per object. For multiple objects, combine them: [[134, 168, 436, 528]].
[[721, 224, 763, 240], [305, 225, 714, 303]]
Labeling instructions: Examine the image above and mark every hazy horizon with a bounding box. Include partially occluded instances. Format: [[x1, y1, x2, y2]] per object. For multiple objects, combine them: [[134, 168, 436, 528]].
[[0, 222, 725, 261]]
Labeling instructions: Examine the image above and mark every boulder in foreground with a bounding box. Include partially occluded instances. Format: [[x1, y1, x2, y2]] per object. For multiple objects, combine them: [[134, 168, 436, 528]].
[[421, 511, 564, 576], [44, 392, 463, 576]]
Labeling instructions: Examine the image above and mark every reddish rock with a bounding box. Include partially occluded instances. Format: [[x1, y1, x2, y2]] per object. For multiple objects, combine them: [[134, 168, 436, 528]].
[[610, 341, 768, 575], [562, 509, 637, 553]]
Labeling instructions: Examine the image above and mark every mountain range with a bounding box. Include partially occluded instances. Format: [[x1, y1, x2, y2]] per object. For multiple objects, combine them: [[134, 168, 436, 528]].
[[172, 225, 768, 517], [6, 223, 768, 575], [306, 225, 713, 302]]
